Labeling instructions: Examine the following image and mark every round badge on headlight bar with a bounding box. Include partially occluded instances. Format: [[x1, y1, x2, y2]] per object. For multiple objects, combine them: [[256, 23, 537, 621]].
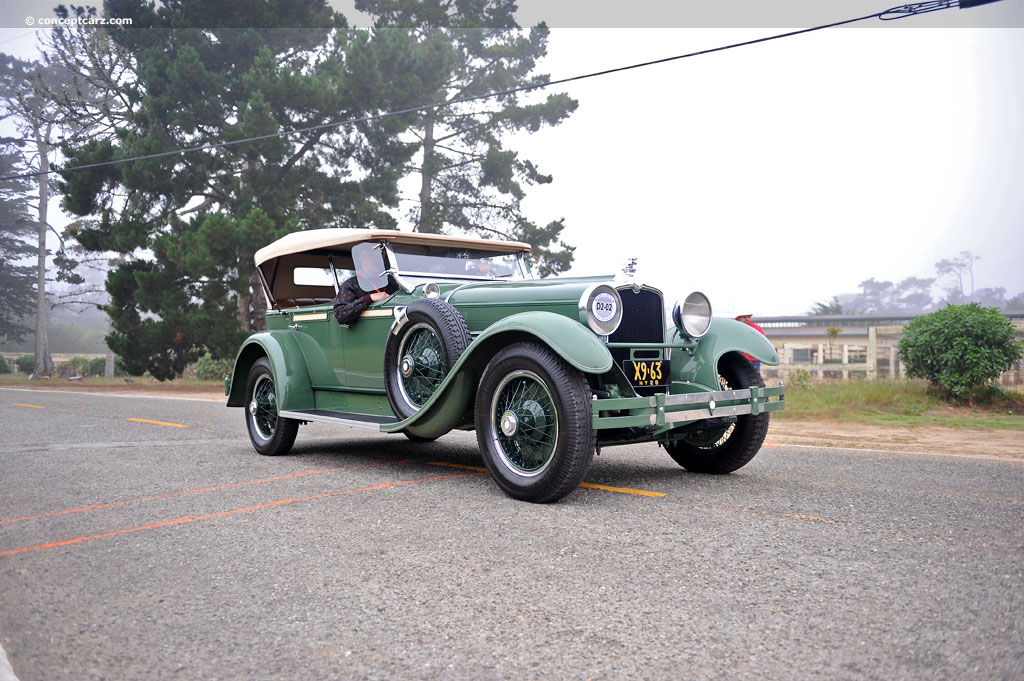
[[579, 284, 622, 336], [672, 291, 712, 338]]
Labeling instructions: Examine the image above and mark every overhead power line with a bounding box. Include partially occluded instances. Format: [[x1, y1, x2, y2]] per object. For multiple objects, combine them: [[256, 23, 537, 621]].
[[0, 0, 1005, 183]]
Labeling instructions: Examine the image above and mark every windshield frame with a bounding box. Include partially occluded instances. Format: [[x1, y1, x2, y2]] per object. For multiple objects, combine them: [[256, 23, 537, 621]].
[[380, 241, 533, 284]]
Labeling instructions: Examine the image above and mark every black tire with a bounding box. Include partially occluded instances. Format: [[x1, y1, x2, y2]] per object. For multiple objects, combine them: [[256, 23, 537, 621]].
[[665, 354, 769, 473], [384, 298, 471, 420], [244, 357, 299, 456], [474, 342, 596, 503]]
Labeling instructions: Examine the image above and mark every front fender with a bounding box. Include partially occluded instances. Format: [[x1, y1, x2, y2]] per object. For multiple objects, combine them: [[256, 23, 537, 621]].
[[226, 332, 316, 412], [675, 318, 780, 389], [382, 311, 612, 438]]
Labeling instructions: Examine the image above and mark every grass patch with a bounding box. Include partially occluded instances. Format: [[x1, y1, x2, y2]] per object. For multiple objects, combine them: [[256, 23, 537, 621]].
[[774, 378, 1024, 430]]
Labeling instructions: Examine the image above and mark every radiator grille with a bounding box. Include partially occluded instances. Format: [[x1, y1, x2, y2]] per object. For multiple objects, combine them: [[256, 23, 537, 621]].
[[609, 286, 666, 395]]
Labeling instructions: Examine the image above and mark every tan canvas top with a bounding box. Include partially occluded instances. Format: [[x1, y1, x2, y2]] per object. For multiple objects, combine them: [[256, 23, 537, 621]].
[[254, 228, 531, 267]]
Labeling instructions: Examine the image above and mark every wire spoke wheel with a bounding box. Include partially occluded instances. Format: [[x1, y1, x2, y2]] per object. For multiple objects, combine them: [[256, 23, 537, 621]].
[[475, 342, 595, 503], [244, 357, 299, 457], [384, 299, 471, 424], [250, 374, 279, 440], [397, 323, 448, 407], [491, 370, 558, 476], [664, 355, 769, 474]]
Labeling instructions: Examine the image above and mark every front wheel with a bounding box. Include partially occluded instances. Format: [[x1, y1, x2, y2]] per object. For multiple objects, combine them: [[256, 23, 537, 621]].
[[474, 342, 595, 503], [664, 354, 769, 473], [244, 357, 299, 456]]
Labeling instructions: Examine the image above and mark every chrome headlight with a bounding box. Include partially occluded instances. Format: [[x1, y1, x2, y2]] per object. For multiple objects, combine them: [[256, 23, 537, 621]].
[[579, 284, 622, 336], [672, 292, 712, 339]]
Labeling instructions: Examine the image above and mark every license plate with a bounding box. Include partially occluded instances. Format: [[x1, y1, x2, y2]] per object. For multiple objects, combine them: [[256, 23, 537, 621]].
[[623, 359, 668, 387]]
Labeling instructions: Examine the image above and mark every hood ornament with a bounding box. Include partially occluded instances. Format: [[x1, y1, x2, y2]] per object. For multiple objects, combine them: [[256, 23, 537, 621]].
[[617, 257, 642, 293]]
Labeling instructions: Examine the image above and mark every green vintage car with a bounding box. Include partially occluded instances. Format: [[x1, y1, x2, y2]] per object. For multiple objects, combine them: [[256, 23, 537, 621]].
[[226, 228, 784, 502]]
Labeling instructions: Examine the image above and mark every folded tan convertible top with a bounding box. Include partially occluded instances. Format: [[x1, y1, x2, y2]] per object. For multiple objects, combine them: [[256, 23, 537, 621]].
[[254, 228, 531, 267]]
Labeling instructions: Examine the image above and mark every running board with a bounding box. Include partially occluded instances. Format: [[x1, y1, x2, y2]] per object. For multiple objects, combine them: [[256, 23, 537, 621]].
[[279, 409, 398, 430]]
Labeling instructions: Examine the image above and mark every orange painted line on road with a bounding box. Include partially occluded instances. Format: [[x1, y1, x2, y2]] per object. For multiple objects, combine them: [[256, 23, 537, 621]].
[[0, 460, 413, 526], [12, 403, 45, 409], [0, 471, 488, 558], [126, 417, 188, 428], [427, 461, 488, 472], [427, 461, 665, 498]]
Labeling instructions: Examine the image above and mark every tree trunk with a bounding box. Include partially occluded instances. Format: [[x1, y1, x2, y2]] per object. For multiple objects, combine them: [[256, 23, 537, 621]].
[[237, 285, 251, 332], [416, 108, 437, 233], [33, 129, 52, 377]]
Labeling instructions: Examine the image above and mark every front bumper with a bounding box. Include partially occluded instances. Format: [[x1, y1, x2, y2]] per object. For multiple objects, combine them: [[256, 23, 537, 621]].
[[592, 385, 785, 430]]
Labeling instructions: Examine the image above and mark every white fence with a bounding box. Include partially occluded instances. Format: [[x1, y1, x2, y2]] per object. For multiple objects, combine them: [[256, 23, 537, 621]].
[[761, 326, 1024, 390]]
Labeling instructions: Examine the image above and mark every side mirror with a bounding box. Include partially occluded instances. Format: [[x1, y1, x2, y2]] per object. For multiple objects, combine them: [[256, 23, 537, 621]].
[[352, 242, 390, 293]]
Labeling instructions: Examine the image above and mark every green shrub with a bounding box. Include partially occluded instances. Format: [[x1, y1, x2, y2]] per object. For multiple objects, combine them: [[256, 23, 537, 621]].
[[899, 303, 1023, 401], [15, 355, 34, 373], [0, 356, 10, 374], [87, 357, 107, 376], [193, 352, 233, 380], [69, 356, 91, 376]]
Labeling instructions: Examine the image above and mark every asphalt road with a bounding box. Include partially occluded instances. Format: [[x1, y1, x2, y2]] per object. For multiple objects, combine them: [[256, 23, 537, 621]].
[[0, 387, 1021, 681]]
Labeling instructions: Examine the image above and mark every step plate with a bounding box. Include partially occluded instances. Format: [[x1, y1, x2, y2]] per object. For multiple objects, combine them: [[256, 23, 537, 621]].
[[279, 409, 398, 430]]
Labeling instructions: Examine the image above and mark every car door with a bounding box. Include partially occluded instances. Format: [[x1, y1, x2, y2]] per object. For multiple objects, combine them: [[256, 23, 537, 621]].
[[339, 302, 393, 390], [287, 305, 345, 386]]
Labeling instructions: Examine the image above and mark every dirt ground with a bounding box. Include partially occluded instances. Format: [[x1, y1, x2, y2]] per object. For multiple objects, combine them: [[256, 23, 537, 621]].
[[5, 380, 1022, 462], [764, 419, 1022, 461]]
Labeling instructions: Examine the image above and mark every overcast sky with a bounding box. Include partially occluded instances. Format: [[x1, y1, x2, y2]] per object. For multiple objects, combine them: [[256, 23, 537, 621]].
[[1, 1, 1021, 316], [512, 21, 1024, 314]]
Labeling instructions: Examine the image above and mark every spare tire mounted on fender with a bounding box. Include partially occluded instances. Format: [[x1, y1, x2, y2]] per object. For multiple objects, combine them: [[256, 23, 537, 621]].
[[384, 298, 471, 421]]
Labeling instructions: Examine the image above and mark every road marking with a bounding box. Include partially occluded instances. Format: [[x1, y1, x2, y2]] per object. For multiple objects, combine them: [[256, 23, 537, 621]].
[[0, 460, 413, 526], [11, 403, 44, 409], [427, 462, 488, 472], [579, 482, 666, 498], [784, 513, 840, 525], [0, 472, 486, 558], [126, 417, 188, 428], [426, 461, 665, 497], [0, 387, 222, 403]]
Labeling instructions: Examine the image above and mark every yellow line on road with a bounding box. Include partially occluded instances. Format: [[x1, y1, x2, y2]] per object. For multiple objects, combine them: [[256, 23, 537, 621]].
[[784, 513, 839, 525], [127, 417, 188, 428], [579, 482, 666, 498], [12, 403, 45, 409], [427, 462, 665, 497]]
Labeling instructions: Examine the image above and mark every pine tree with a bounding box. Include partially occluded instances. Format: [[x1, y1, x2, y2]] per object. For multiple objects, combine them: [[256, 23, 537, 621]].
[[49, 1, 416, 378], [0, 147, 36, 344], [358, 0, 578, 276]]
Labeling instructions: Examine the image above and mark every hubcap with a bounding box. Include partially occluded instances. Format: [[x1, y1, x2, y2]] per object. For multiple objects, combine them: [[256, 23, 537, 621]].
[[490, 370, 558, 477], [500, 411, 518, 437], [396, 323, 447, 408]]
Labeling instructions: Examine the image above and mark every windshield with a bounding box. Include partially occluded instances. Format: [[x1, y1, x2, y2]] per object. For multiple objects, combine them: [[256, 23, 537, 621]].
[[388, 244, 531, 282]]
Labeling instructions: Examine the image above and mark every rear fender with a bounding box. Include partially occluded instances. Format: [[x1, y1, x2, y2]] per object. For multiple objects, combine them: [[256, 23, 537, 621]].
[[383, 311, 611, 438], [673, 318, 779, 389], [226, 332, 316, 411]]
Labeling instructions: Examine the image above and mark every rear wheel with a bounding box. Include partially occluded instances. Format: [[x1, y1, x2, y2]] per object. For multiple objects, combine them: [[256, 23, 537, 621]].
[[475, 342, 595, 503], [665, 354, 769, 473], [244, 357, 299, 456]]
